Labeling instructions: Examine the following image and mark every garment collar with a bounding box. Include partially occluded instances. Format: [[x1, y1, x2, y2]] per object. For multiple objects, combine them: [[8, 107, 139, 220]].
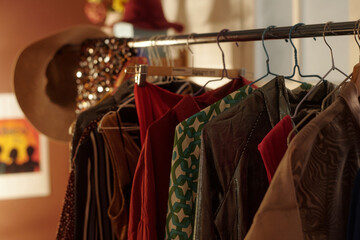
[[258, 76, 289, 128], [339, 81, 360, 129]]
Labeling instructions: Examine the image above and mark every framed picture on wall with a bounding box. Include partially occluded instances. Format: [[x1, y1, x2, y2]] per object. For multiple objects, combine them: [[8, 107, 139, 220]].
[[0, 93, 50, 200]]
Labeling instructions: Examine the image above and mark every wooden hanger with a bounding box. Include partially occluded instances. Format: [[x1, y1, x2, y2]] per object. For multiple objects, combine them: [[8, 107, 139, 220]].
[[114, 56, 149, 87], [126, 64, 246, 87], [127, 29, 246, 87]]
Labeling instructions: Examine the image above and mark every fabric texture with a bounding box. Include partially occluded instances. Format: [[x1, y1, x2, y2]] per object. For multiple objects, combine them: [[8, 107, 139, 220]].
[[347, 170, 360, 240], [245, 81, 360, 240], [134, 81, 206, 145], [194, 77, 335, 240], [79, 131, 115, 240], [128, 78, 248, 240], [165, 80, 254, 240], [57, 79, 203, 239], [258, 115, 293, 182], [100, 111, 140, 239]]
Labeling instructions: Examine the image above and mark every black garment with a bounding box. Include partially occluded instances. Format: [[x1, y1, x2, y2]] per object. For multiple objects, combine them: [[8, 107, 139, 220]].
[[71, 79, 206, 156], [347, 170, 360, 240], [76, 131, 114, 240], [195, 77, 336, 239], [71, 80, 134, 157], [58, 79, 206, 239]]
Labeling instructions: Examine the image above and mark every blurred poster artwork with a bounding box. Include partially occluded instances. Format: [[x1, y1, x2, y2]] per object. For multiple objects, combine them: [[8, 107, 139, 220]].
[[0, 119, 40, 174], [0, 94, 49, 200]]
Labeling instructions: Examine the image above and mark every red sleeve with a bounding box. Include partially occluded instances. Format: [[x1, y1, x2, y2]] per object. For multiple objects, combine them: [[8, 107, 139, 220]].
[[128, 133, 157, 240]]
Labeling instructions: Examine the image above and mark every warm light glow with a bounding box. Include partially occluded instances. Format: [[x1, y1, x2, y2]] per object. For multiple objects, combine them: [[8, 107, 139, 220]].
[[76, 71, 82, 78], [129, 39, 180, 48]]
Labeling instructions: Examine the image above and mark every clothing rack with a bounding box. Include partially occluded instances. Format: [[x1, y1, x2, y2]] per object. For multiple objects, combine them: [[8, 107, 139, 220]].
[[127, 21, 360, 48]]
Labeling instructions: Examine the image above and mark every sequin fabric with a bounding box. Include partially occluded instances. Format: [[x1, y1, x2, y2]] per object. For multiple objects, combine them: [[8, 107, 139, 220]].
[[75, 38, 136, 113], [56, 170, 75, 240]]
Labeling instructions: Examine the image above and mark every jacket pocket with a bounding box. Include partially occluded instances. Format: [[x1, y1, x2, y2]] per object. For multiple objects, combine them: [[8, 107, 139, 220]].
[[214, 178, 240, 240]]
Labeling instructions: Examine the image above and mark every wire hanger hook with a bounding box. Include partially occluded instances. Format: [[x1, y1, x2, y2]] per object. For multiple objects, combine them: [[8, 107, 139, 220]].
[[354, 19, 360, 62], [217, 29, 230, 79], [192, 29, 230, 96], [249, 25, 276, 86], [285, 23, 322, 81], [262, 26, 276, 72], [186, 33, 196, 68], [323, 21, 335, 69], [288, 23, 304, 76]]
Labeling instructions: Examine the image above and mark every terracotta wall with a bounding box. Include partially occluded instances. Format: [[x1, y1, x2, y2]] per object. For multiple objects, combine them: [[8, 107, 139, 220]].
[[0, 1, 88, 239]]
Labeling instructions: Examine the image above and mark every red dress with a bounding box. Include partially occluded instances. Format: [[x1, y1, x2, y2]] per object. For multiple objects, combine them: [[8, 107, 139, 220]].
[[258, 115, 293, 182], [129, 78, 250, 240]]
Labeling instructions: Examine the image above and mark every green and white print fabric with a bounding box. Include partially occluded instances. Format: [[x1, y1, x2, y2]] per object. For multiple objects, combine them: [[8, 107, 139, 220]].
[[165, 84, 254, 240]]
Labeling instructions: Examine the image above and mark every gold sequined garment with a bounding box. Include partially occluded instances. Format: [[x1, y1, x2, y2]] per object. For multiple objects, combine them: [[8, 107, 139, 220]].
[[75, 38, 136, 113]]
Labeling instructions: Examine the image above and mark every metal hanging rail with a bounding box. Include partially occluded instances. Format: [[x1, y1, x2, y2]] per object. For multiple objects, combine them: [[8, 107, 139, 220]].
[[127, 21, 360, 48]]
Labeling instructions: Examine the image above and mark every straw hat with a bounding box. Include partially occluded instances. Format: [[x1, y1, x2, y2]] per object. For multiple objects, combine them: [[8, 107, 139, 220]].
[[13, 25, 108, 142]]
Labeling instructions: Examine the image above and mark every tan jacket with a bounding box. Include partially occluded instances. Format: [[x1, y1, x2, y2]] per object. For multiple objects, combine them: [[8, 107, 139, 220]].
[[245, 82, 360, 240]]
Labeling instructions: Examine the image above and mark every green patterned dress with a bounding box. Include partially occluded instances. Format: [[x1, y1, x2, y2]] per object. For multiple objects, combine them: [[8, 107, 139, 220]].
[[165, 84, 255, 239]]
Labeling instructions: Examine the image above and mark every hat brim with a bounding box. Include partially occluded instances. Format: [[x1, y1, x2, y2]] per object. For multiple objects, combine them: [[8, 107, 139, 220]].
[[13, 25, 108, 142]]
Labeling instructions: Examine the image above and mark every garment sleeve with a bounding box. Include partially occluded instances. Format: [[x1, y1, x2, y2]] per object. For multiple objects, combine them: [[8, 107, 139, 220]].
[[193, 127, 223, 239], [127, 134, 157, 240], [244, 147, 304, 240], [127, 150, 145, 240], [101, 115, 140, 239]]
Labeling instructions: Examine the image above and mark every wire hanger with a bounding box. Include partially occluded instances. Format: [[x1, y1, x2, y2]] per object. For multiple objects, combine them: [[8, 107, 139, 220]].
[[284, 23, 323, 81], [97, 94, 139, 133], [127, 29, 246, 87], [319, 19, 360, 111], [250, 25, 303, 87], [186, 33, 196, 68], [192, 29, 232, 96], [287, 21, 355, 145], [351, 20, 360, 96], [148, 35, 163, 67], [291, 21, 349, 119], [98, 35, 200, 133]]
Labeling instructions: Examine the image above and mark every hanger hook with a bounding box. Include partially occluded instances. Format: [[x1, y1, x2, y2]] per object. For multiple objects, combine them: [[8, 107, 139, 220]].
[[289, 23, 305, 68], [155, 35, 164, 66], [151, 36, 159, 66], [355, 20, 360, 62], [323, 21, 335, 69], [357, 20, 360, 43], [262, 25, 276, 72], [169, 35, 176, 67], [164, 35, 172, 67], [148, 36, 157, 66], [217, 29, 230, 78], [186, 33, 196, 67]]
